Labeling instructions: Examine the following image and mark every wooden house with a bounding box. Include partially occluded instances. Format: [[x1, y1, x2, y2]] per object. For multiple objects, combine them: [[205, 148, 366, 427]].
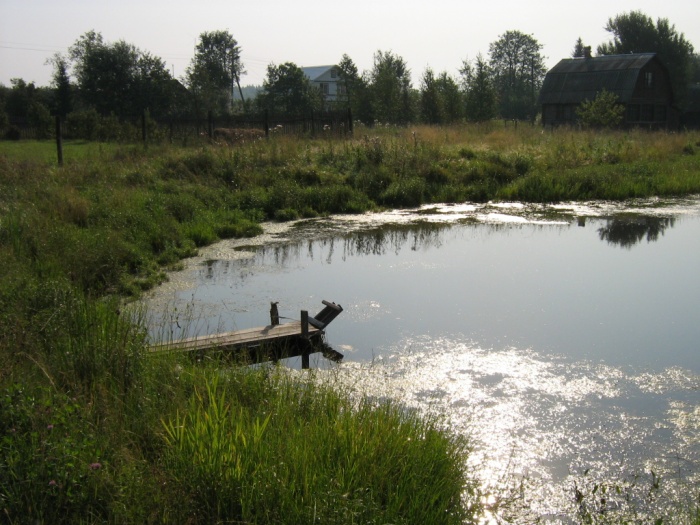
[[301, 65, 346, 107], [539, 53, 675, 128], [682, 85, 700, 129]]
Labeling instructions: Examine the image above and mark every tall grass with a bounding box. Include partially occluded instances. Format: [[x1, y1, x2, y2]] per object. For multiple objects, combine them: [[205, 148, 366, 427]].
[[159, 367, 478, 524], [1, 125, 699, 522]]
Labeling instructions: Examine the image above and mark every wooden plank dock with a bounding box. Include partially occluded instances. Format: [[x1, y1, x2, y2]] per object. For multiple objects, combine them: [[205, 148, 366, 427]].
[[150, 300, 343, 368]]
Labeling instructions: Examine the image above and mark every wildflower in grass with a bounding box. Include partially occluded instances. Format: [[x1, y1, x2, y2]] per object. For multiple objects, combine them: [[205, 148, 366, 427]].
[[49, 480, 57, 487], [47, 424, 54, 430], [89, 462, 102, 470]]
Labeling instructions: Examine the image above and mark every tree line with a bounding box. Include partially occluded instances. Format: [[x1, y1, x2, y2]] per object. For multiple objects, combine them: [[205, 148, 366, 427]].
[[1, 10, 698, 139]]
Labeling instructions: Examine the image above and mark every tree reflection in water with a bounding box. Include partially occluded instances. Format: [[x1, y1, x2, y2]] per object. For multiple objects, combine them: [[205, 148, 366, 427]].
[[597, 215, 675, 248]]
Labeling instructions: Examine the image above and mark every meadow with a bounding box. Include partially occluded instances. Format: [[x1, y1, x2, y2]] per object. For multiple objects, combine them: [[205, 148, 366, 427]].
[[1, 123, 699, 523]]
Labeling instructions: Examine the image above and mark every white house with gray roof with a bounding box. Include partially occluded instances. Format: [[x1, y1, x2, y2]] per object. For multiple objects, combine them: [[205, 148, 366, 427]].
[[302, 65, 345, 105]]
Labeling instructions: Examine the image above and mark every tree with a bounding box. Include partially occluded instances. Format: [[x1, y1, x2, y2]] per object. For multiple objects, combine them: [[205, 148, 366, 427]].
[[460, 54, 497, 122], [436, 72, 464, 123], [597, 11, 695, 104], [47, 53, 72, 117], [337, 54, 373, 123], [571, 38, 592, 59], [576, 89, 625, 128], [690, 54, 700, 85], [489, 30, 546, 120], [420, 68, 443, 124], [69, 30, 173, 117], [419, 69, 463, 124], [256, 62, 322, 116], [186, 30, 245, 114], [337, 54, 359, 108], [369, 50, 415, 124], [135, 51, 176, 117], [4, 78, 38, 119]]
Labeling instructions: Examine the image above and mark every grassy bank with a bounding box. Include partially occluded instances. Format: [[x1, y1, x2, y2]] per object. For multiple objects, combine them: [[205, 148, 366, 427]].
[[1, 124, 700, 523]]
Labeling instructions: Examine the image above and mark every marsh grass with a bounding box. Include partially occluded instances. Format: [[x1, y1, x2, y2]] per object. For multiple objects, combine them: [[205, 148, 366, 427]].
[[1, 124, 699, 522], [159, 366, 478, 524]]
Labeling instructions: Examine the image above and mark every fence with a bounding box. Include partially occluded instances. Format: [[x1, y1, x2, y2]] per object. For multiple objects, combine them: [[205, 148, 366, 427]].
[[4, 109, 354, 166]]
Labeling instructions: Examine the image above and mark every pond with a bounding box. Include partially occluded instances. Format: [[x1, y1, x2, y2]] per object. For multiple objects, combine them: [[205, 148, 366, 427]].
[[144, 197, 700, 522]]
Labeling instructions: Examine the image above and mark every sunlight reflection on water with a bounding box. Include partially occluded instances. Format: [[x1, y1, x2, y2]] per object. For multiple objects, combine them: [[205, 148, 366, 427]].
[[143, 197, 700, 522], [323, 337, 699, 522]]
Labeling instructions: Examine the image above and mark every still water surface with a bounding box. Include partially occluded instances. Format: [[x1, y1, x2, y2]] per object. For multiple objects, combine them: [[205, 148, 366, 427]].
[[145, 198, 700, 521]]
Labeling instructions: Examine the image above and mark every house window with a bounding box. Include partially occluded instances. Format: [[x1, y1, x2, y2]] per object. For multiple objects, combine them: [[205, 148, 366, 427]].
[[331, 69, 337, 79], [645, 72, 653, 89], [640, 104, 654, 121], [320, 82, 330, 95]]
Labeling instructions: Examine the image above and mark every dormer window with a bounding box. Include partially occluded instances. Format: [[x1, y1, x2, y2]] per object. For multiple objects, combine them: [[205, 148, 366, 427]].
[[331, 68, 337, 79], [645, 72, 653, 88]]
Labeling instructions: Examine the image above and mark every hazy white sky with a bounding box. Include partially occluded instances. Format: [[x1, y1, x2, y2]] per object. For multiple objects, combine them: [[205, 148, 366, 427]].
[[1, 0, 698, 88]]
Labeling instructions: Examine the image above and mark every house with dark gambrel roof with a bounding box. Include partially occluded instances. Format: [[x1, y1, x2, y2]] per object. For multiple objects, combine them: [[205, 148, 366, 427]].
[[539, 53, 676, 128], [682, 85, 700, 129]]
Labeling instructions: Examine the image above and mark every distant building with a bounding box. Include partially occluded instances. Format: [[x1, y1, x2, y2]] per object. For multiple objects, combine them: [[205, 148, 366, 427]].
[[539, 53, 676, 128], [301, 65, 345, 107], [682, 84, 700, 129]]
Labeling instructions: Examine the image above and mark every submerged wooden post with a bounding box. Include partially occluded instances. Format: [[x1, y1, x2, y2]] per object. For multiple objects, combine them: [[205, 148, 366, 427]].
[[270, 302, 280, 326], [301, 310, 310, 369]]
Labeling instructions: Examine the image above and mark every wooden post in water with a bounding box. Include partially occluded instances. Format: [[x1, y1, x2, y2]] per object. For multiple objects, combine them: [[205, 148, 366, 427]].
[[301, 310, 310, 369], [270, 302, 280, 326]]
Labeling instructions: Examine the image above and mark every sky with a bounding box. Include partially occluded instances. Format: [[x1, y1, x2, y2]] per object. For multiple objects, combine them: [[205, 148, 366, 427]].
[[1, 0, 698, 89]]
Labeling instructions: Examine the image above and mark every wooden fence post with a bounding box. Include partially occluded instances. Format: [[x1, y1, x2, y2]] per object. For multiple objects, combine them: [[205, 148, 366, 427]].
[[301, 310, 310, 369], [55, 116, 63, 167], [264, 109, 269, 138], [348, 108, 353, 135]]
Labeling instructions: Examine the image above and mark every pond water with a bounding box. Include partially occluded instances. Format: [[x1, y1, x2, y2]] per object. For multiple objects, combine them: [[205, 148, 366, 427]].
[[144, 197, 700, 522]]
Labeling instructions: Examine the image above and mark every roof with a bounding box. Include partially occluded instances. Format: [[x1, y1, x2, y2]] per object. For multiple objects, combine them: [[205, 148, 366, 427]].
[[539, 53, 661, 105], [301, 65, 337, 81]]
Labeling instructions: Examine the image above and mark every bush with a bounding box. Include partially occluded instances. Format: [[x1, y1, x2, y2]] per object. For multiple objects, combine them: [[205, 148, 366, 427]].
[[577, 89, 625, 129], [4, 125, 21, 140], [28, 101, 53, 140]]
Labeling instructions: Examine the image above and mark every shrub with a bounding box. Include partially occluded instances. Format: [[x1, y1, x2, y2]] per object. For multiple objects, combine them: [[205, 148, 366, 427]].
[[577, 89, 625, 129], [28, 101, 53, 140], [4, 125, 21, 140]]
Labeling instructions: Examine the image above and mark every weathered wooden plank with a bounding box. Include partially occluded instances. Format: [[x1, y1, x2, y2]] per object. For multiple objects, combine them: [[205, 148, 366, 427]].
[[148, 300, 343, 368], [150, 321, 322, 354]]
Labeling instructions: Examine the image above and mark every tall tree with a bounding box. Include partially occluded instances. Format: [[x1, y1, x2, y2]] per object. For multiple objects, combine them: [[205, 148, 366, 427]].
[[436, 72, 464, 123], [419, 69, 463, 124], [460, 54, 497, 122], [597, 11, 695, 105], [187, 30, 244, 114], [369, 50, 414, 124], [256, 62, 322, 116], [337, 54, 359, 108], [47, 53, 72, 117], [69, 30, 173, 117], [420, 68, 443, 124], [489, 30, 546, 120], [337, 53, 373, 122], [572, 37, 587, 58]]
